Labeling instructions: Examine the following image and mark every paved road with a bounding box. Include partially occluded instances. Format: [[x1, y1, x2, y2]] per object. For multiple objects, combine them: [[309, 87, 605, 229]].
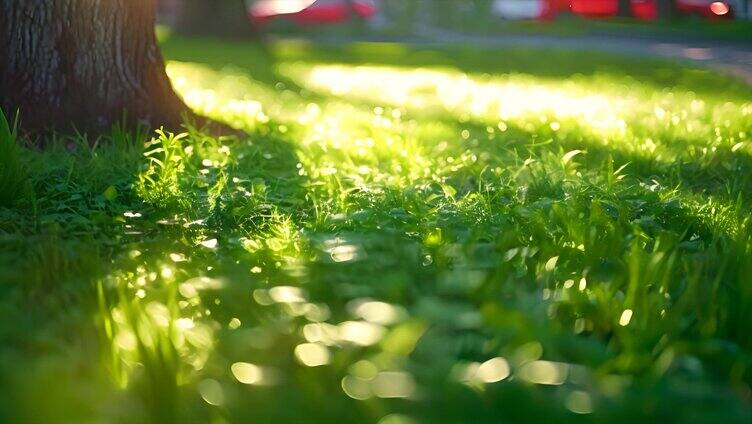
[[416, 28, 752, 85]]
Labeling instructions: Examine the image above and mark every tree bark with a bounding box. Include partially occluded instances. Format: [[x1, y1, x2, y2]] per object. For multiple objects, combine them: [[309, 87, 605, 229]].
[[0, 0, 193, 138]]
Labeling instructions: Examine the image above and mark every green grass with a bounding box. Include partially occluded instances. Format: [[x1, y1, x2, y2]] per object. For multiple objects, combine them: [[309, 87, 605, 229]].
[[0, 109, 26, 207], [1, 37, 752, 423]]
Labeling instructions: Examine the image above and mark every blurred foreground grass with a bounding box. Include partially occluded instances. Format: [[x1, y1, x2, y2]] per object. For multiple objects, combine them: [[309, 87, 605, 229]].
[[1, 37, 751, 423]]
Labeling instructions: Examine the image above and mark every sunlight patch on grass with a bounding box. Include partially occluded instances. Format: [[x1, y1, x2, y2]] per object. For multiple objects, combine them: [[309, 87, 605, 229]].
[[3, 41, 752, 423], [295, 64, 626, 135]]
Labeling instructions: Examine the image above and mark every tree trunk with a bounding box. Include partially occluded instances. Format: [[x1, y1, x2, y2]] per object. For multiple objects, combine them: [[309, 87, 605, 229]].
[[175, 0, 255, 38], [0, 0, 193, 138]]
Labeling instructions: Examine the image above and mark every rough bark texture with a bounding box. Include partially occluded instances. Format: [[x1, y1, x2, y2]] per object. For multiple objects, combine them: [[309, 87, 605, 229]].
[[0, 0, 192, 138]]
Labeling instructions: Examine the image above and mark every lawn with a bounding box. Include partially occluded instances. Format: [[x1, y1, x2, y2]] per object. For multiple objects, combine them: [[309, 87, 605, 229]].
[[427, 16, 752, 43], [1, 37, 751, 423]]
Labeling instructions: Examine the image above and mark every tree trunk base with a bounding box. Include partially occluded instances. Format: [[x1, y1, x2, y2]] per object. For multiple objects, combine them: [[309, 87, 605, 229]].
[[0, 0, 229, 142]]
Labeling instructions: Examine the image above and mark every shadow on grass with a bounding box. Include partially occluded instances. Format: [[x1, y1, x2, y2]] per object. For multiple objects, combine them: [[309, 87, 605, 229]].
[[2, 35, 751, 424], [275, 42, 752, 100], [443, 117, 752, 207], [161, 37, 311, 99], [0, 117, 311, 422], [160, 36, 752, 102]]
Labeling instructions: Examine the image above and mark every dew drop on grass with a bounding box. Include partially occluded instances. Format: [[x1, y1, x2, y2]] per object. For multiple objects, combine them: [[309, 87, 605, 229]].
[[372, 372, 416, 398], [518, 361, 568, 385], [352, 300, 403, 325], [228, 318, 241, 330], [304, 304, 331, 322], [169, 253, 186, 262], [338, 321, 385, 346], [329, 244, 360, 262], [253, 289, 274, 306], [294, 343, 330, 367], [619, 309, 633, 326], [268, 286, 306, 304], [176, 318, 195, 330], [565, 391, 594, 414], [200, 238, 218, 249], [231, 362, 261, 385], [160, 267, 174, 279], [545, 256, 559, 271], [476, 357, 510, 383], [579, 278, 587, 291], [198, 379, 224, 406], [179, 283, 198, 299], [341, 375, 372, 400]]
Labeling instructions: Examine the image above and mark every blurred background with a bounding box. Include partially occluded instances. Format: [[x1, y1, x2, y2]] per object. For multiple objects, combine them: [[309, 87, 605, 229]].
[[156, 0, 752, 40]]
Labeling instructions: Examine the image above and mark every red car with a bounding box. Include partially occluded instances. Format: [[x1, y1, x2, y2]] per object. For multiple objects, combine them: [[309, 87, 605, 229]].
[[676, 0, 733, 18], [568, 0, 734, 20], [568, 0, 656, 19], [493, 0, 735, 20], [249, 0, 377, 24]]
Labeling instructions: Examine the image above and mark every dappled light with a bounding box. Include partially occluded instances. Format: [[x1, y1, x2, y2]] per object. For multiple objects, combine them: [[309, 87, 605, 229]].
[[2, 35, 752, 424], [297, 64, 626, 136]]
